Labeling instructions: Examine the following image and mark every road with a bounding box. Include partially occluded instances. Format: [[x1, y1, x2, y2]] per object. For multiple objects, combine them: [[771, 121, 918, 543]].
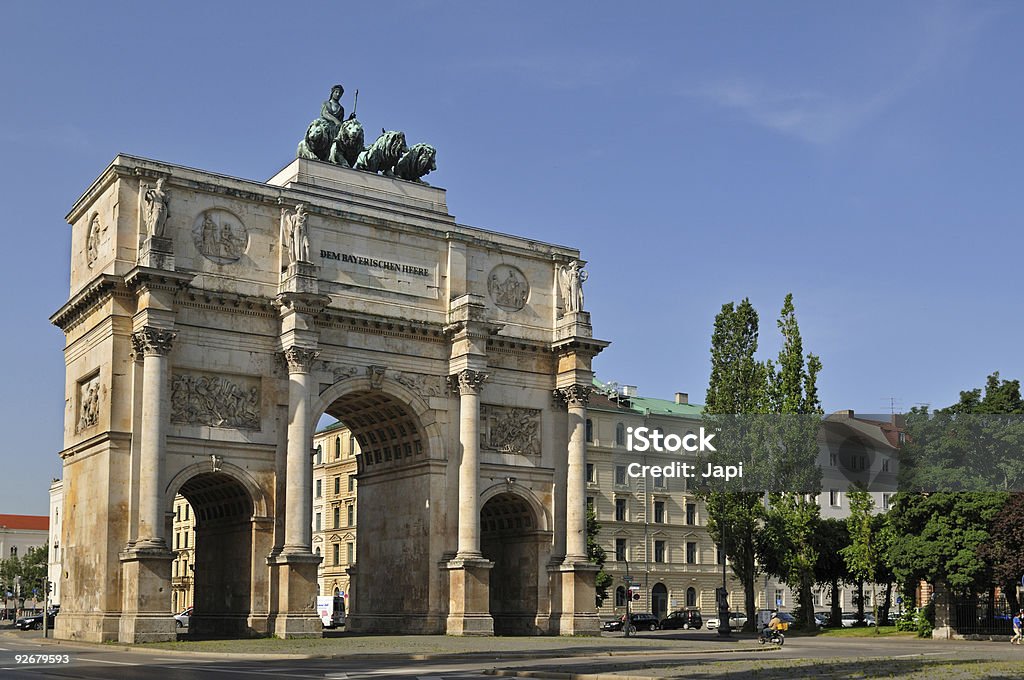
[[1, 628, 1022, 679]]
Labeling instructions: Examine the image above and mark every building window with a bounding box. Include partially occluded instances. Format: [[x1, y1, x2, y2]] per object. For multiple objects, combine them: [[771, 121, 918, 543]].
[[654, 540, 666, 563], [175, 533, 180, 549], [653, 474, 667, 490], [882, 493, 891, 510], [586, 496, 595, 512], [350, 435, 357, 456], [315, 445, 323, 465], [716, 544, 724, 565], [334, 477, 341, 495], [829, 452, 837, 467], [586, 463, 596, 483], [185, 505, 189, 520], [615, 466, 627, 486], [585, 419, 593, 443], [315, 512, 321, 532], [653, 501, 665, 524], [316, 479, 322, 498], [184, 531, 189, 548], [686, 587, 697, 607], [685, 502, 696, 525], [616, 423, 625, 446], [348, 475, 355, 493], [615, 538, 627, 561], [175, 507, 180, 521], [347, 504, 354, 527], [333, 543, 340, 565], [335, 436, 341, 460], [615, 498, 627, 522], [829, 489, 841, 507], [882, 459, 890, 472], [347, 542, 354, 563], [615, 586, 627, 606], [686, 542, 697, 564], [333, 506, 340, 529]]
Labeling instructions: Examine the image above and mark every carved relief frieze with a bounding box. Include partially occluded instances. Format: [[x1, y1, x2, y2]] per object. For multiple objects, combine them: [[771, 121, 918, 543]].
[[480, 404, 541, 456], [171, 371, 260, 430], [332, 365, 361, 382], [192, 208, 248, 264], [392, 370, 446, 397], [76, 373, 101, 432], [487, 265, 529, 312]]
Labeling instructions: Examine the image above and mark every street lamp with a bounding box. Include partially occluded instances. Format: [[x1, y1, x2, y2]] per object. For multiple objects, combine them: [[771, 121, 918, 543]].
[[717, 521, 730, 637]]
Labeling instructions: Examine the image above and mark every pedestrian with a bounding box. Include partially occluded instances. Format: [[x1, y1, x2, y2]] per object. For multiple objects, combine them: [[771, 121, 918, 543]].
[[1012, 609, 1023, 645]]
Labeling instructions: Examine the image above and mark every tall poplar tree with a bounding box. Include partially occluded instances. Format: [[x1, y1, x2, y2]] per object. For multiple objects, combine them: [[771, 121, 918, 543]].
[[702, 298, 767, 632]]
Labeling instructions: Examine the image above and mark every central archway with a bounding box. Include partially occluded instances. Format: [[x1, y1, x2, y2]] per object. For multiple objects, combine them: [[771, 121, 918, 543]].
[[172, 471, 259, 637], [316, 378, 448, 633]]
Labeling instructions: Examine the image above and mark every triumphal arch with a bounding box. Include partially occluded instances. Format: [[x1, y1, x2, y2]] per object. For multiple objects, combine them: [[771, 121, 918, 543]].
[[51, 89, 608, 642]]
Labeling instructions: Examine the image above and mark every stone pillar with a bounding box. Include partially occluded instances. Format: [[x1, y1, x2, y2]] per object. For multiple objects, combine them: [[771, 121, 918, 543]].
[[455, 369, 487, 558], [268, 345, 322, 639], [131, 326, 176, 549], [560, 384, 591, 562], [282, 346, 318, 554], [445, 368, 494, 635], [118, 326, 177, 643], [548, 384, 600, 636]]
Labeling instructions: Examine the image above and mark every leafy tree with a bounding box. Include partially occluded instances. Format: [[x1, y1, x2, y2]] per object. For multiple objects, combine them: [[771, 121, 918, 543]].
[[702, 299, 767, 632], [756, 493, 821, 629], [813, 517, 850, 626], [586, 505, 612, 607], [977, 493, 1024, 614], [842, 487, 880, 631]]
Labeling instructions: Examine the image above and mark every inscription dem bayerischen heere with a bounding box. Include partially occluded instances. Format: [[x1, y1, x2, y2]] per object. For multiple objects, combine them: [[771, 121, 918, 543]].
[[320, 250, 430, 277]]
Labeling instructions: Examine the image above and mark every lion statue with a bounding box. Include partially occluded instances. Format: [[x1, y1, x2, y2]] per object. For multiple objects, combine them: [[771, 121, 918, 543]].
[[394, 143, 437, 184], [354, 129, 407, 177], [329, 117, 365, 169], [297, 117, 334, 162]]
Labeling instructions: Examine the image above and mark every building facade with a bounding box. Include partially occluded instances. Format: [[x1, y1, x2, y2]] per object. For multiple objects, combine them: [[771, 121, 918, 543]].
[[312, 422, 359, 610]]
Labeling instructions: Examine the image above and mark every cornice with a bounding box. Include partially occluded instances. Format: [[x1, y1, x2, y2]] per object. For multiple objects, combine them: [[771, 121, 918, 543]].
[[50, 275, 128, 332], [551, 336, 611, 357]]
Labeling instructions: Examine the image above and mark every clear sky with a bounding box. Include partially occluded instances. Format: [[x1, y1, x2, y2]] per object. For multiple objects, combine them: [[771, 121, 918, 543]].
[[2, 1, 1022, 513]]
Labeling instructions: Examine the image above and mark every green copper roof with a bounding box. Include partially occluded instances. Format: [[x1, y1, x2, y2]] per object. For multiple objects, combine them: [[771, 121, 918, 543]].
[[592, 378, 704, 418]]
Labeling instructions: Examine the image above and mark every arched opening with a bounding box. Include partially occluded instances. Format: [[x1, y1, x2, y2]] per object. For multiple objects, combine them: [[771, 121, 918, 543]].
[[173, 471, 256, 638], [615, 586, 627, 607], [316, 385, 442, 633], [652, 583, 668, 620], [686, 586, 697, 608], [481, 492, 542, 634]]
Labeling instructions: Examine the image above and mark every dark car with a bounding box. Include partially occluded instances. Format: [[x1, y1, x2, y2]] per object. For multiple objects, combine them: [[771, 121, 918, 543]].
[[15, 609, 58, 631], [660, 609, 703, 630], [602, 612, 660, 632]]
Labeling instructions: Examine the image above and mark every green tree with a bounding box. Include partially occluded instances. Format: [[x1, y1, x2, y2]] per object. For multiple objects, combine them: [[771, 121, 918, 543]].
[[586, 505, 612, 607], [702, 299, 768, 632], [978, 493, 1024, 614], [842, 487, 880, 631], [813, 517, 851, 627], [762, 294, 823, 629]]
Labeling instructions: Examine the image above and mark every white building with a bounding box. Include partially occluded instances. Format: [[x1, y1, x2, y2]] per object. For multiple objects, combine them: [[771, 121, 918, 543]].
[[48, 480, 63, 606]]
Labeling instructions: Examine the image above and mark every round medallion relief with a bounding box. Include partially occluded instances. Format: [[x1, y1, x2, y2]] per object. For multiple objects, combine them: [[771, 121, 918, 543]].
[[487, 265, 530, 312], [192, 208, 248, 264]]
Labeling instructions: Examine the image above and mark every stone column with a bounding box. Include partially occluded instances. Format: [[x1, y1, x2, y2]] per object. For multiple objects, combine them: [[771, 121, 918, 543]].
[[131, 326, 176, 549], [455, 369, 487, 558], [282, 346, 318, 554], [560, 384, 591, 561]]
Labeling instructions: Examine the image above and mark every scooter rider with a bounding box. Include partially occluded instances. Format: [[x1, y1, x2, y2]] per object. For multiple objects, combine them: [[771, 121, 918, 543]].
[[762, 610, 783, 641]]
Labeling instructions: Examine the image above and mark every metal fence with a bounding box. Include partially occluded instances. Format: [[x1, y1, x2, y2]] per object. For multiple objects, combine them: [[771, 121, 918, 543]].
[[951, 595, 1014, 636]]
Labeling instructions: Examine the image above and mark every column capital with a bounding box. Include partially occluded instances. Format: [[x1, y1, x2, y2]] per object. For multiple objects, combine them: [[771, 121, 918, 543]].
[[282, 346, 320, 374], [554, 384, 591, 408], [450, 369, 488, 396], [131, 327, 176, 357]]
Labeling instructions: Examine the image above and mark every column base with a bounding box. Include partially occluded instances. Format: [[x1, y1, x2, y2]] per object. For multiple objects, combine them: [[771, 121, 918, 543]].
[[445, 556, 494, 636], [118, 546, 176, 643], [547, 560, 601, 636], [280, 262, 320, 293], [267, 552, 322, 639], [137, 236, 175, 270]]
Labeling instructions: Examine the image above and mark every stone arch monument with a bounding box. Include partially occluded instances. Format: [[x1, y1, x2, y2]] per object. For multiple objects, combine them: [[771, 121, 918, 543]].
[[51, 151, 608, 642]]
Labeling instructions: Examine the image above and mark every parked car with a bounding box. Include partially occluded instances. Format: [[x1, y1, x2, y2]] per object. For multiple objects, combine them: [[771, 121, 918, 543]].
[[660, 609, 703, 630], [840, 612, 875, 627], [601, 612, 660, 632], [706, 612, 748, 630], [15, 609, 58, 631], [174, 606, 192, 628], [814, 612, 830, 627]]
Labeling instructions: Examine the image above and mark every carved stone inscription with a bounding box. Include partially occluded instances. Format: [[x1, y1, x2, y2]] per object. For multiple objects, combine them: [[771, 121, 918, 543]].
[[77, 374, 100, 432], [171, 372, 260, 429], [480, 404, 541, 456], [192, 209, 248, 264]]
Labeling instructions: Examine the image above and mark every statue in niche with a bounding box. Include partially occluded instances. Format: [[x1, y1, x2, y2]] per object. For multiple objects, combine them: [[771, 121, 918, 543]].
[[393, 143, 437, 184], [86, 215, 102, 268], [143, 178, 170, 238], [281, 204, 311, 264], [78, 379, 100, 431], [559, 260, 588, 314]]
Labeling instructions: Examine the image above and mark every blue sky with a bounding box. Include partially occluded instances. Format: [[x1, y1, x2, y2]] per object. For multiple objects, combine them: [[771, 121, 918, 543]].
[[2, 1, 1022, 513]]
